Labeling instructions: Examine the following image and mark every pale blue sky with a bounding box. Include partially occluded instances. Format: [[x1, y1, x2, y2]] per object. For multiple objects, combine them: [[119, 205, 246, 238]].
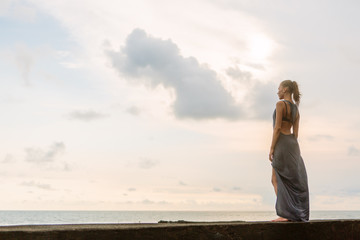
[[0, 0, 359, 211]]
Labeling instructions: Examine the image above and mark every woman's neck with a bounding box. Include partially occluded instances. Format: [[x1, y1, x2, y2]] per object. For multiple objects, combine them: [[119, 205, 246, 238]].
[[283, 94, 293, 103]]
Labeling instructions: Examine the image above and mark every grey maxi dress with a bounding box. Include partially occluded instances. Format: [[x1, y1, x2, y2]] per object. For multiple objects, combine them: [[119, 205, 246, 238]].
[[272, 100, 309, 222]]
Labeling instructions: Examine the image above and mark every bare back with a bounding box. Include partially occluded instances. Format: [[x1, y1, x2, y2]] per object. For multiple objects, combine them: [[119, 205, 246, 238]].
[[273, 100, 300, 138]]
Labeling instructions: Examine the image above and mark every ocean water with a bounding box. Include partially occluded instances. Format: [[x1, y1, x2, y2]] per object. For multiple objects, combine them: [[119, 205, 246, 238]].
[[0, 211, 359, 226]]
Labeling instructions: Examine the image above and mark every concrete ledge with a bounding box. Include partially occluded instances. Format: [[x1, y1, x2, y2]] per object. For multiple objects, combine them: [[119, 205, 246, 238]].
[[0, 220, 359, 240]]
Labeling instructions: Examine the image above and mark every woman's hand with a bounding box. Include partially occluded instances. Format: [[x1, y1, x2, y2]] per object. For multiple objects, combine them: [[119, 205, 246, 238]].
[[269, 148, 274, 162]]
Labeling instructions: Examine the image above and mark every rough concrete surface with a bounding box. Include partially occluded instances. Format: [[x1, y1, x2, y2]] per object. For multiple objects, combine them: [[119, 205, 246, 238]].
[[0, 220, 359, 240]]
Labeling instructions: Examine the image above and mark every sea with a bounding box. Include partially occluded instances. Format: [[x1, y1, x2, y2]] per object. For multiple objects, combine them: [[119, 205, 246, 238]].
[[0, 211, 359, 226]]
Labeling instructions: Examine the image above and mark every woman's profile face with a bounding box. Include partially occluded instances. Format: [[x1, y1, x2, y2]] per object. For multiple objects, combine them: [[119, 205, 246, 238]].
[[277, 84, 285, 99]]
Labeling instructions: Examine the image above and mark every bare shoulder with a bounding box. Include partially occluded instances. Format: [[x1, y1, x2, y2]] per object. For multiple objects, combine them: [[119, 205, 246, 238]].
[[275, 101, 285, 108]]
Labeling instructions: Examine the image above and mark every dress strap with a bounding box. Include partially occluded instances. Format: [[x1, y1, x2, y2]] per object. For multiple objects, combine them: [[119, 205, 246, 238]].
[[283, 100, 298, 124], [281, 100, 293, 122], [282, 101, 288, 116]]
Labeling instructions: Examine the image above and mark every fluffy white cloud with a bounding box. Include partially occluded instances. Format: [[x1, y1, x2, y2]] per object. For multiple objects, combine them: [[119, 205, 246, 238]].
[[107, 29, 242, 120], [25, 142, 65, 163]]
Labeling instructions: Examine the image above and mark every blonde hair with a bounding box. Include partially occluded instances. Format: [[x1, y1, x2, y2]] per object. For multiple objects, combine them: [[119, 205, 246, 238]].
[[281, 80, 301, 106]]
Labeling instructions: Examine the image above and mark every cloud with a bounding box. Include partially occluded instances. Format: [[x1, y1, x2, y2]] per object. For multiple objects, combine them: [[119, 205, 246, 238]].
[[106, 28, 242, 120], [348, 146, 360, 156], [59, 61, 83, 69], [128, 188, 136, 192], [225, 64, 278, 120], [125, 106, 141, 116], [20, 181, 54, 191], [312, 194, 360, 210], [25, 142, 65, 163], [62, 162, 71, 171], [0, 0, 37, 22], [247, 81, 278, 120], [141, 199, 169, 205], [138, 157, 159, 169], [14, 44, 34, 86], [107, 29, 280, 121], [0, 94, 23, 104], [213, 187, 222, 192], [244, 62, 266, 70], [179, 181, 187, 186], [68, 110, 108, 122], [213, 187, 243, 193], [142, 199, 154, 204], [1, 154, 15, 164], [308, 134, 334, 142], [226, 65, 253, 84], [56, 50, 84, 69], [338, 188, 360, 196]]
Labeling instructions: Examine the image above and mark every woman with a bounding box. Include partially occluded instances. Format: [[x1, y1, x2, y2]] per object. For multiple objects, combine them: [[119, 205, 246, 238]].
[[269, 80, 309, 222]]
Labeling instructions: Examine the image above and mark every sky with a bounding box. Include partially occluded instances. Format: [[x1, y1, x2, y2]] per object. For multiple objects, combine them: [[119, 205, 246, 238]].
[[0, 0, 360, 211]]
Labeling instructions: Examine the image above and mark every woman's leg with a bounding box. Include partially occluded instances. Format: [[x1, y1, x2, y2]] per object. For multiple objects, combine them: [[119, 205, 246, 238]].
[[271, 168, 278, 195], [271, 168, 289, 222]]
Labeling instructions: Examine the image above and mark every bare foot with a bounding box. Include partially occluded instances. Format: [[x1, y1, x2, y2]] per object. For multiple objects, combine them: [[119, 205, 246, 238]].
[[271, 217, 289, 222]]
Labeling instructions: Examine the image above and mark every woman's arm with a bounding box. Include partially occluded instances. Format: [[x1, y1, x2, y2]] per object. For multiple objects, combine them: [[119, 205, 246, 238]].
[[293, 111, 300, 139], [269, 101, 284, 161]]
